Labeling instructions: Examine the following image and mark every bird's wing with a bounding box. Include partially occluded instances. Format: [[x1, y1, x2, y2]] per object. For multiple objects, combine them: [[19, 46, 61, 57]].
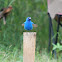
[[22, 22, 26, 26], [22, 24, 24, 26], [3, 7, 12, 14], [31, 22, 38, 27], [0, 7, 12, 19], [22, 22, 38, 27], [32, 24, 38, 27]]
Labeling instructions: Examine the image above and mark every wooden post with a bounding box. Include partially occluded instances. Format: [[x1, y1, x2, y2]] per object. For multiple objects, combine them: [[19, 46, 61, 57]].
[[23, 32, 36, 62]]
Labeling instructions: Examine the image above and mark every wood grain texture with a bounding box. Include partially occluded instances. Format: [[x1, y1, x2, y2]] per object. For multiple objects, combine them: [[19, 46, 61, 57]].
[[23, 32, 36, 62]]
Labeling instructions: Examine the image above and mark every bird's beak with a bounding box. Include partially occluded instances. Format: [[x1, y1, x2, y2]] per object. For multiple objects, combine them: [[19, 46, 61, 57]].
[[29, 17, 31, 19]]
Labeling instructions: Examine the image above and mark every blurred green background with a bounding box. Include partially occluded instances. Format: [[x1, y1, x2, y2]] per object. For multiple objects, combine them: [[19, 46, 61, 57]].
[[0, 0, 49, 52], [0, 0, 61, 53]]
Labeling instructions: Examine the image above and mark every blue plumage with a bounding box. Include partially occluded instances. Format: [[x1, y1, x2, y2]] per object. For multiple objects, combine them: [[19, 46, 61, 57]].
[[24, 17, 34, 30]]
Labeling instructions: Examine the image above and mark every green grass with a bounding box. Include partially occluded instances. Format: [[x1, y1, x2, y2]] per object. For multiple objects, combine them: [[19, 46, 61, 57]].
[[0, 47, 62, 62], [0, 47, 23, 62]]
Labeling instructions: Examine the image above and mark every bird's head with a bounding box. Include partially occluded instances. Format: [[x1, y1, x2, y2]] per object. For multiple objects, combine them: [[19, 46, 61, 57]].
[[4, 6, 13, 13], [8, 6, 13, 10], [26, 17, 31, 21]]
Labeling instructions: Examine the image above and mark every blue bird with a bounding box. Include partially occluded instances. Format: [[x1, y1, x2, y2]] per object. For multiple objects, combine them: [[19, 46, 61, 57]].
[[22, 17, 37, 30]]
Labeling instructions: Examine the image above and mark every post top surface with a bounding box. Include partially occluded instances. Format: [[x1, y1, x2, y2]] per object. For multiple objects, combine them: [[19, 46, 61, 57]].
[[23, 32, 36, 36]]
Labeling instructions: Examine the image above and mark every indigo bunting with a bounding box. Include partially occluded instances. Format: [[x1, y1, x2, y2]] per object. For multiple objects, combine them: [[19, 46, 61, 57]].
[[22, 17, 37, 30], [0, 6, 12, 24]]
